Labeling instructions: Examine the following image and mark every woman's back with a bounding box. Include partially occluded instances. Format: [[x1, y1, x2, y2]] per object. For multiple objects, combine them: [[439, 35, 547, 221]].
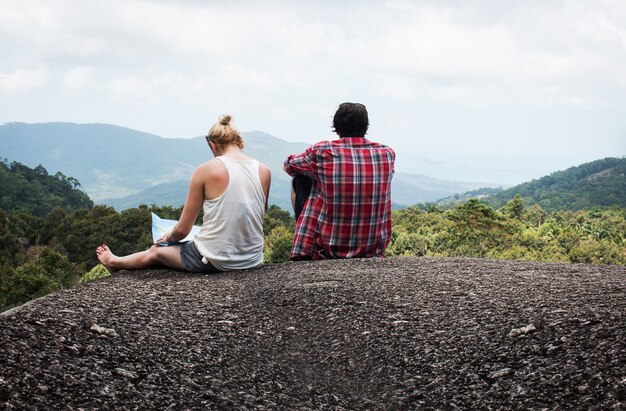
[[193, 155, 266, 271]]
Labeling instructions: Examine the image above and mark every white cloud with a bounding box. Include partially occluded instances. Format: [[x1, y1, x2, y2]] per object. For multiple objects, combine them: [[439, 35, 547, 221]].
[[0, 67, 50, 93], [62, 66, 96, 91], [108, 75, 144, 95], [0, 1, 59, 33], [373, 11, 516, 79], [358, 1, 626, 109], [5, 1, 623, 109], [216, 65, 273, 89], [377, 75, 415, 99]]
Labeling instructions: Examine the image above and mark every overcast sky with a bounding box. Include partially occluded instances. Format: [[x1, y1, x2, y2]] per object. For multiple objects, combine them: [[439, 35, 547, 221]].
[[1, 0, 625, 185]]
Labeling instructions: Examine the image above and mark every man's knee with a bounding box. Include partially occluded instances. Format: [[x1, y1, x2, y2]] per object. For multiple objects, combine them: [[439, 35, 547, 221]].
[[292, 174, 313, 220]]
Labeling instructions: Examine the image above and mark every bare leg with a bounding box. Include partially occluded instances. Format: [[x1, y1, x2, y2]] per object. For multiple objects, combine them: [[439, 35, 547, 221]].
[[96, 243, 185, 272]]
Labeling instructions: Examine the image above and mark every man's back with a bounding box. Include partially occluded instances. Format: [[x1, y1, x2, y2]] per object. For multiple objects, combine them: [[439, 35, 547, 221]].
[[284, 136, 395, 260]]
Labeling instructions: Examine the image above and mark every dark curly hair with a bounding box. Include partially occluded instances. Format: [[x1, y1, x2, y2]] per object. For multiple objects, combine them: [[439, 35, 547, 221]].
[[332, 102, 369, 137]]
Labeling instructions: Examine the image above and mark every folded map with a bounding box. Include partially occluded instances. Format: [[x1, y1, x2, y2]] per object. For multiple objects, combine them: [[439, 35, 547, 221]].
[[151, 212, 201, 244]]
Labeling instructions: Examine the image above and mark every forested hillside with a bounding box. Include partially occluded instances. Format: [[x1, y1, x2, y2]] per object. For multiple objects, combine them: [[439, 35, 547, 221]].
[[0, 160, 93, 217], [483, 157, 626, 211]]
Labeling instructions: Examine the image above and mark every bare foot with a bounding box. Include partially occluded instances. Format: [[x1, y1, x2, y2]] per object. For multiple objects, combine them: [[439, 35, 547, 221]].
[[96, 244, 119, 274]]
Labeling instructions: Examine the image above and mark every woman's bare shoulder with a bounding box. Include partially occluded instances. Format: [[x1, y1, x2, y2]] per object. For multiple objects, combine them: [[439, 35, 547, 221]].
[[258, 161, 270, 172], [195, 158, 226, 175]]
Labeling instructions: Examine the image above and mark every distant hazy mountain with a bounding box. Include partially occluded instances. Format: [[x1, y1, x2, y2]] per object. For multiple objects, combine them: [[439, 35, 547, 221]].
[[0, 122, 500, 211], [391, 172, 498, 205], [481, 157, 626, 211]]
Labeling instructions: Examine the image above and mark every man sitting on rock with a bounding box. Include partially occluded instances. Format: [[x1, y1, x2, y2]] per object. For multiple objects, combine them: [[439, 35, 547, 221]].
[[284, 102, 395, 260]]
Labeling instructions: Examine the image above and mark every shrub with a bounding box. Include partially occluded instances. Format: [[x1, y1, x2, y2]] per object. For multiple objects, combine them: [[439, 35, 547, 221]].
[[569, 238, 626, 265], [264, 226, 293, 264], [81, 264, 111, 283], [388, 231, 428, 256], [0, 247, 83, 312]]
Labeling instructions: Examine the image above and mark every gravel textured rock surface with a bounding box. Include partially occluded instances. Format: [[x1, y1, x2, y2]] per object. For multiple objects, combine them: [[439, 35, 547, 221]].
[[1, 257, 625, 409]]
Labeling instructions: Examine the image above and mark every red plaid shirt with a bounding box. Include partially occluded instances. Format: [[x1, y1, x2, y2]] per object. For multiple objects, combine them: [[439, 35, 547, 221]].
[[284, 137, 395, 260]]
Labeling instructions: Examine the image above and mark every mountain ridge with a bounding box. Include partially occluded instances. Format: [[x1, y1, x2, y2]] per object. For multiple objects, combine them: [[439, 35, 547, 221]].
[[0, 122, 497, 211], [482, 156, 626, 211]]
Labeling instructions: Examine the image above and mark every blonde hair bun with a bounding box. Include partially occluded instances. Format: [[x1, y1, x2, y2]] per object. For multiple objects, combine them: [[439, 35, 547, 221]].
[[207, 114, 244, 149], [219, 114, 232, 125]]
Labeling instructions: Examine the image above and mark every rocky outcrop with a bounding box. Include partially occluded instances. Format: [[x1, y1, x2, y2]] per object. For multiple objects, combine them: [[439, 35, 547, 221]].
[[1, 257, 624, 409]]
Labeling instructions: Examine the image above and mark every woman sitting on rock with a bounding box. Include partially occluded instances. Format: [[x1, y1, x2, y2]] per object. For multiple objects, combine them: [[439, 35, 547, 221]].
[[96, 115, 271, 273]]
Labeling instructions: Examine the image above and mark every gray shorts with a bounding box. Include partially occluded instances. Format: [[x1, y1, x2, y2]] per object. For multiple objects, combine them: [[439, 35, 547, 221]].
[[180, 241, 220, 273]]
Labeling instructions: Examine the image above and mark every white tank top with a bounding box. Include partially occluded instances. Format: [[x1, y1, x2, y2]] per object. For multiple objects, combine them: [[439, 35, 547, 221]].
[[193, 156, 265, 271]]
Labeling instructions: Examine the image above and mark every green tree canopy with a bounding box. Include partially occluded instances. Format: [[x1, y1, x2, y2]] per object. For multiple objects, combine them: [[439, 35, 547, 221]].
[[0, 160, 93, 217]]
